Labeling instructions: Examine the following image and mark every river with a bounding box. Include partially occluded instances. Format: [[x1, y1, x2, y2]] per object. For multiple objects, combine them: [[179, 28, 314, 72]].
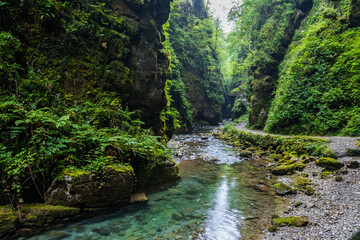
[[25, 126, 283, 240]]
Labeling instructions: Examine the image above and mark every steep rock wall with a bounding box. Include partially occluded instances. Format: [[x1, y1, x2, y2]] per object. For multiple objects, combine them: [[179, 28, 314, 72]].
[[0, 0, 171, 132]]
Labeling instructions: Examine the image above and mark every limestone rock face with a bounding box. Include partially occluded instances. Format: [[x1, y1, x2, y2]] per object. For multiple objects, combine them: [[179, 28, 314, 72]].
[[124, 0, 172, 132], [135, 161, 180, 189], [45, 166, 134, 208]]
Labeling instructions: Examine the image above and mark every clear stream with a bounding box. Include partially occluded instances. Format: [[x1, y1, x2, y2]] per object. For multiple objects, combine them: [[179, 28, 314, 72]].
[[26, 126, 282, 240]]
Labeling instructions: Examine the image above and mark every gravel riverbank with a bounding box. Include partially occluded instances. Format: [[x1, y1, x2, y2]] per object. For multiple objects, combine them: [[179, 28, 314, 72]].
[[235, 122, 360, 240]]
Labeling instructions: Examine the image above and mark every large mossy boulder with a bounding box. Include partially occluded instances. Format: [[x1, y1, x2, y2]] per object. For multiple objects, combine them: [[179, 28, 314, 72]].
[[0, 206, 18, 238], [315, 157, 343, 170], [45, 165, 134, 208], [19, 204, 80, 227]]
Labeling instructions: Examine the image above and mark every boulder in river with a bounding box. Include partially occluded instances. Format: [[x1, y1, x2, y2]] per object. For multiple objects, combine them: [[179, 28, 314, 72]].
[[45, 165, 134, 208]]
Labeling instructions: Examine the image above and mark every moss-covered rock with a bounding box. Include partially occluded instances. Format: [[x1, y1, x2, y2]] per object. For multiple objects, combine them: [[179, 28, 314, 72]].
[[346, 160, 360, 169], [270, 162, 306, 175], [321, 171, 334, 179], [268, 225, 278, 232], [240, 149, 252, 157], [274, 182, 297, 196], [346, 148, 360, 157], [0, 206, 18, 238], [272, 216, 309, 227], [19, 204, 80, 227], [305, 186, 315, 196], [316, 157, 343, 170], [294, 176, 312, 190], [45, 165, 134, 208]]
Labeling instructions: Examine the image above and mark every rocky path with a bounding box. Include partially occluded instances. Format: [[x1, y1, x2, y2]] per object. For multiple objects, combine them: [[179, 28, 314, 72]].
[[235, 121, 359, 157], [235, 121, 360, 240]]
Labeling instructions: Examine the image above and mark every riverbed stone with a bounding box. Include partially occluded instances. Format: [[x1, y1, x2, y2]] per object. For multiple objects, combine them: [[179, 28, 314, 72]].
[[346, 160, 360, 169], [45, 230, 71, 240], [45, 165, 134, 208], [0, 206, 19, 238], [172, 212, 183, 221], [130, 193, 148, 203], [315, 157, 343, 170], [346, 148, 360, 157]]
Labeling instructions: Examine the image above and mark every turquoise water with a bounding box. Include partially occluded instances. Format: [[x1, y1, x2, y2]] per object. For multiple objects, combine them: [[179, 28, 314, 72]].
[[26, 127, 281, 240]]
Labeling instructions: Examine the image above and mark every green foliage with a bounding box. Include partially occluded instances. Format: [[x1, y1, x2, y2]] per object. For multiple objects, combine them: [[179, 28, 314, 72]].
[[266, 0, 360, 136], [0, 91, 172, 205], [0, 0, 175, 206], [166, 0, 225, 124], [227, 0, 309, 127]]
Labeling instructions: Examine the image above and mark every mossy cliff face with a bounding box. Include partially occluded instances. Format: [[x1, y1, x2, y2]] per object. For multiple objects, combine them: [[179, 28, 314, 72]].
[[265, 0, 360, 136], [0, 0, 171, 132], [167, 0, 225, 125]]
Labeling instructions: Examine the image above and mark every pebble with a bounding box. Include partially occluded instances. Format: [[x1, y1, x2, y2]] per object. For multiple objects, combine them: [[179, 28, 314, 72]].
[[263, 159, 360, 240]]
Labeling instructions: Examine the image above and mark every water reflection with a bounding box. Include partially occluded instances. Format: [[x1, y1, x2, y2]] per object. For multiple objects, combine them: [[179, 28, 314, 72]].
[[202, 176, 242, 240]]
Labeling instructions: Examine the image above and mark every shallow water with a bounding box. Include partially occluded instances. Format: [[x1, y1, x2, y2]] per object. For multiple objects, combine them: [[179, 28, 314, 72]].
[[27, 126, 282, 240]]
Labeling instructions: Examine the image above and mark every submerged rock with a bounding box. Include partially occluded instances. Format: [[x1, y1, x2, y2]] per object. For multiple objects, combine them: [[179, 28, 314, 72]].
[[130, 193, 148, 203], [45, 165, 134, 208]]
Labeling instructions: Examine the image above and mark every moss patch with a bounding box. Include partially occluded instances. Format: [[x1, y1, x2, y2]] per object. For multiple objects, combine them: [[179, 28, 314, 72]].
[[321, 171, 334, 179], [274, 182, 297, 196], [272, 216, 309, 227]]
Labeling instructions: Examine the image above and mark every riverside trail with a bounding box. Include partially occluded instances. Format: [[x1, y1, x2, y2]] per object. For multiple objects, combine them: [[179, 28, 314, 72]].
[[234, 121, 360, 239]]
